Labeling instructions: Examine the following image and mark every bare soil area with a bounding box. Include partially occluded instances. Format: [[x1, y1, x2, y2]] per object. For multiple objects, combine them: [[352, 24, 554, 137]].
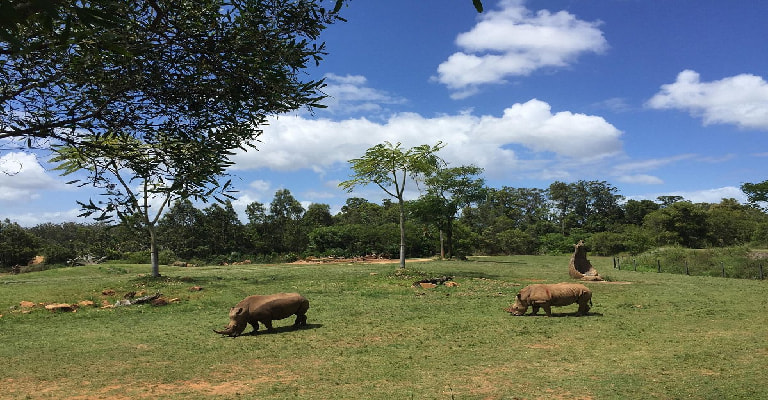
[[289, 257, 434, 265]]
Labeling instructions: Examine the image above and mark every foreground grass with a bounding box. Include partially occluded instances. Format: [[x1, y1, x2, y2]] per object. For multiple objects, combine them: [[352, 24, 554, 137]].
[[1, 256, 767, 399]]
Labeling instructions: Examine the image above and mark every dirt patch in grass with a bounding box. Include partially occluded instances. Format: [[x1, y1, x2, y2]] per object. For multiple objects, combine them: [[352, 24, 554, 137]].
[[454, 366, 595, 400], [748, 250, 768, 259], [537, 388, 595, 400], [148, 375, 296, 398], [3, 363, 299, 399], [526, 343, 559, 349], [333, 335, 387, 349], [698, 369, 721, 376], [2, 378, 65, 399], [289, 257, 433, 265]]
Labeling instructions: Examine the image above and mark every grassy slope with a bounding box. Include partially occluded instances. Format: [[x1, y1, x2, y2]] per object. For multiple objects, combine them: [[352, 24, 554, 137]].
[[1, 256, 767, 399]]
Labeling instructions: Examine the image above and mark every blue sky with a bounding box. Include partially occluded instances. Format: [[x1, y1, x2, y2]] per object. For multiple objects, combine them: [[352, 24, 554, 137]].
[[2, 0, 768, 226]]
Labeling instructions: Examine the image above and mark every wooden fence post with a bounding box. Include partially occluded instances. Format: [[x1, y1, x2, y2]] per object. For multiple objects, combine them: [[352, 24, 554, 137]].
[[760, 264, 764, 280], [633, 258, 637, 272], [685, 260, 689, 275], [657, 260, 661, 273], [721, 262, 725, 277]]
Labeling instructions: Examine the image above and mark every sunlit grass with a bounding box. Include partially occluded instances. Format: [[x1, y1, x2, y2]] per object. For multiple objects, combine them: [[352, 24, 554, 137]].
[[1, 256, 767, 399]]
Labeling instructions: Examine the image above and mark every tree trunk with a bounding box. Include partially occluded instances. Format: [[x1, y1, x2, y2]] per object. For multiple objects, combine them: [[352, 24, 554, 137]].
[[439, 230, 445, 259], [149, 225, 160, 277], [398, 198, 406, 269], [446, 218, 454, 259]]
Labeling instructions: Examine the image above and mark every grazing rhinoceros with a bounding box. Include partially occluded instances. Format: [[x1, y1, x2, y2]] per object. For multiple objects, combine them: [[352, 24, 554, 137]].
[[214, 293, 309, 337], [505, 283, 592, 317]]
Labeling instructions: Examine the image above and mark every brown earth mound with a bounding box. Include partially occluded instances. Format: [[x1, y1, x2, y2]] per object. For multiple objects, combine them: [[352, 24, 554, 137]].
[[568, 240, 603, 281]]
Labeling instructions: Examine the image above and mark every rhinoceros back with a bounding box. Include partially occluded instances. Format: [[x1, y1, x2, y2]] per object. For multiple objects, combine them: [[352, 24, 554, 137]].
[[244, 293, 309, 320], [547, 283, 590, 306], [521, 283, 589, 306]]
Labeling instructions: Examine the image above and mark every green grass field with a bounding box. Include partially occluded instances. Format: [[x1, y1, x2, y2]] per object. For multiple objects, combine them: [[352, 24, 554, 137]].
[[2, 256, 767, 399]]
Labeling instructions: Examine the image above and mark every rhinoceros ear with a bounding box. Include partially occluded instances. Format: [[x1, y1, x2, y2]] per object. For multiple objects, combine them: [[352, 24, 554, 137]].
[[234, 307, 245, 315]]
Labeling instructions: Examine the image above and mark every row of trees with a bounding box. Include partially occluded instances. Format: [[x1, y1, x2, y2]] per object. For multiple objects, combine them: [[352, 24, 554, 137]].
[[3, 179, 767, 271]]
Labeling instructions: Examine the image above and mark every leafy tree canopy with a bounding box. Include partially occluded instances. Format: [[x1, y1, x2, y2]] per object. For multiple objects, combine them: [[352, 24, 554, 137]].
[[22, 0, 345, 276], [741, 180, 768, 211], [2, 0, 343, 149]]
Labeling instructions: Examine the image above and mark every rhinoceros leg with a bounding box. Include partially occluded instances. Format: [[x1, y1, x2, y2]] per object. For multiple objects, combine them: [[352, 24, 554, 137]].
[[263, 320, 275, 332], [542, 305, 552, 317], [530, 305, 540, 315], [577, 299, 591, 316], [294, 314, 307, 327]]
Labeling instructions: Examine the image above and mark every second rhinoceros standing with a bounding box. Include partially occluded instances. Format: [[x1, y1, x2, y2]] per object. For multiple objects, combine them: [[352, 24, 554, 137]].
[[505, 283, 592, 317], [214, 293, 309, 337]]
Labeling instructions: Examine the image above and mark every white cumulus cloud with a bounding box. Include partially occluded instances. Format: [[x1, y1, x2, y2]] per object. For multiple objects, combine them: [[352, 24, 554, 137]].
[[435, 0, 607, 98], [647, 70, 768, 130], [319, 73, 406, 116], [636, 187, 747, 205], [230, 99, 623, 180], [616, 174, 664, 185], [0, 152, 62, 202]]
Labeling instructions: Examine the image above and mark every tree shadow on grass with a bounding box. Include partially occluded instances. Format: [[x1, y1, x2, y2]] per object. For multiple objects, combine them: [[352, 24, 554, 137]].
[[466, 258, 528, 266], [454, 271, 502, 280], [129, 274, 288, 289]]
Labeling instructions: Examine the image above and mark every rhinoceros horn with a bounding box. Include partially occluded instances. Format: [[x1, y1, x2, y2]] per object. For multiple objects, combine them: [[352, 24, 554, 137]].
[[213, 326, 234, 335]]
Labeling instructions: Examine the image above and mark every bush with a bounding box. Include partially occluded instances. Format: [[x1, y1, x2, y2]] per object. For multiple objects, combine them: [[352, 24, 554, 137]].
[[40, 243, 77, 265], [308, 223, 402, 257], [0, 220, 40, 269], [124, 251, 150, 264], [282, 252, 300, 263], [452, 222, 479, 258], [589, 231, 625, 256], [495, 229, 538, 255], [537, 233, 580, 255], [621, 225, 656, 255], [630, 246, 763, 278], [160, 250, 176, 265]]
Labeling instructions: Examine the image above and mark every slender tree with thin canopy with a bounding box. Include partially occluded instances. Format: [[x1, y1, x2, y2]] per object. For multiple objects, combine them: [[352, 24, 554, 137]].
[[340, 141, 445, 269]]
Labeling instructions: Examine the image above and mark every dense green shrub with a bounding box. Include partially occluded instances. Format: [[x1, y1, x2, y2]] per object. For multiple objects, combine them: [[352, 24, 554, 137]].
[[0, 220, 39, 269], [537, 233, 580, 255], [495, 229, 538, 255], [589, 231, 625, 256], [123, 249, 174, 265]]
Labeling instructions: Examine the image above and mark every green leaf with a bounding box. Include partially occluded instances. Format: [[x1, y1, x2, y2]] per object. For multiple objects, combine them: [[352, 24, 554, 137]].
[[473, 0, 484, 13], [333, 0, 345, 13]]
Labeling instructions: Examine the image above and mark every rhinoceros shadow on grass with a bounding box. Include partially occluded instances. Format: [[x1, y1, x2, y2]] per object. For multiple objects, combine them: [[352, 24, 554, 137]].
[[521, 311, 602, 318], [235, 323, 323, 336]]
